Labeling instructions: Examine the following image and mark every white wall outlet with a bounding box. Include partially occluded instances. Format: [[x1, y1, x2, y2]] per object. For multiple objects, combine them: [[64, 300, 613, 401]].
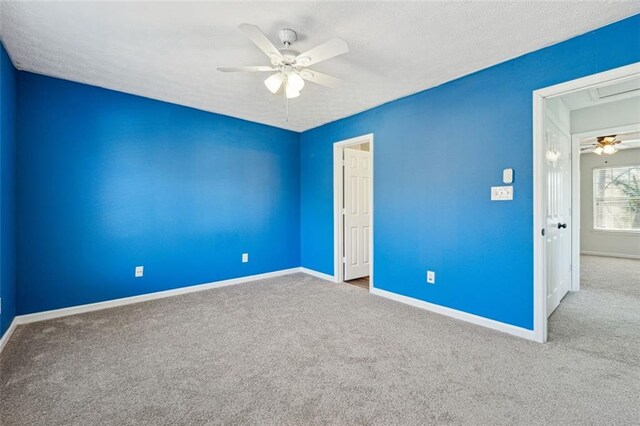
[[135, 266, 144, 278], [491, 185, 513, 201], [427, 270, 436, 284], [242, 253, 249, 263]]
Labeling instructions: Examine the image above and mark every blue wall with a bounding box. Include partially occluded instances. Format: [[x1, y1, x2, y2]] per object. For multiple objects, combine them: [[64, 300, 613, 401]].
[[4, 14, 640, 328], [300, 15, 640, 330], [0, 43, 17, 337], [16, 73, 300, 314]]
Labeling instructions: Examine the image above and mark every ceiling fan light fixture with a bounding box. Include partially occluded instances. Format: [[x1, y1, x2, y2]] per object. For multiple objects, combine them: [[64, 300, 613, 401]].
[[222, 23, 349, 114], [264, 73, 284, 94], [285, 85, 300, 99], [287, 73, 305, 92], [591, 134, 621, 156]]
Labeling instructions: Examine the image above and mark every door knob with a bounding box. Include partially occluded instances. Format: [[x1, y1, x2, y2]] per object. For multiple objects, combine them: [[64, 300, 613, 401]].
[[557, 223, 567, 229]]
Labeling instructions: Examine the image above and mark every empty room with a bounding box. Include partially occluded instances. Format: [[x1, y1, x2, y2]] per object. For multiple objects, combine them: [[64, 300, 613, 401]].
[[1, 1, 639, 424]]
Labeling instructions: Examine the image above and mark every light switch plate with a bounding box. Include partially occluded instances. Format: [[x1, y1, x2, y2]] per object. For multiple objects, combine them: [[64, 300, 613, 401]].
[[491, 186, 513, 201], [242, 253, 249, 263], [503, 168, 514, 184]]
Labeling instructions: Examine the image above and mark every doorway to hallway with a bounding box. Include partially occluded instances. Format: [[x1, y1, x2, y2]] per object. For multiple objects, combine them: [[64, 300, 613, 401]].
[[333, 134, 374, 290], [533, 62, 640, 342]]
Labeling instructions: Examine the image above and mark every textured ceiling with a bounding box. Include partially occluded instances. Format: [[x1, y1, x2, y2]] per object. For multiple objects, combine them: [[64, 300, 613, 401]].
[[1, 1, 639, 132]]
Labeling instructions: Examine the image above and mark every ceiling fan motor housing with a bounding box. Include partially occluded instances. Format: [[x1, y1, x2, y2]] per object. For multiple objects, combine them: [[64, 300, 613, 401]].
[[279, 49, 301, 65], [279, 28, 297, 46]]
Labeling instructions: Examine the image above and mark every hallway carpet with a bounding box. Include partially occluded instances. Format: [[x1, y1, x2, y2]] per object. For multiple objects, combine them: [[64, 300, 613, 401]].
[[1, 256, 638, 425]]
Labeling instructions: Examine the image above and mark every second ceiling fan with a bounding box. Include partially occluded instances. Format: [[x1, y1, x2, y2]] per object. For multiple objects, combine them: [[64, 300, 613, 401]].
[[581, 135, 622, 155], [218, 24, 349, 99]]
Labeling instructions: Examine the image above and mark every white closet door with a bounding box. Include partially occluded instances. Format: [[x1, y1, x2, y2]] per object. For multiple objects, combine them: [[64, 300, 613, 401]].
[[343, 148, 371, 281]]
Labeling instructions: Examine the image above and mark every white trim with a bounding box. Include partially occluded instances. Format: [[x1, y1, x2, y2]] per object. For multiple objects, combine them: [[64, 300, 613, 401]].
[[581, 250, 640, 260], [572, 123, 640, 291], [1, 268, 540, 354], [300, 267, 335, 282], [14, 268, 300, 325], [532, 92, 547, 343], [570, 132, 582, 292], [532, 62, 640, 343], [370, 287, 536, 341], [534, 63, 640, 98], [0, 318, 18, 354], [591, 228, 640, 235], [333, 133, 374, 290], [592, 163, 640, 172]]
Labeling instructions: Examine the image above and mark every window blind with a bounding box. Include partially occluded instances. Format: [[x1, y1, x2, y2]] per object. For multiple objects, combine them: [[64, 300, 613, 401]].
[[593, 165, 640, 232]]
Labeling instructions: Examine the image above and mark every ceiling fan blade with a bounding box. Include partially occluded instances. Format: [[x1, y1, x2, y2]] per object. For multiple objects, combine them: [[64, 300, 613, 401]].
[[238, 23, 283, 61], [296, 38, 349, 66], [299, 69, 344, 88], [217, 66, 275, 72]]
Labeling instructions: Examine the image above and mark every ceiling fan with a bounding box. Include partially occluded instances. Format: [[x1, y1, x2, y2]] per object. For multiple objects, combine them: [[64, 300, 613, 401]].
[[217, 24, 349, 100], [581, 135, 621, 155]]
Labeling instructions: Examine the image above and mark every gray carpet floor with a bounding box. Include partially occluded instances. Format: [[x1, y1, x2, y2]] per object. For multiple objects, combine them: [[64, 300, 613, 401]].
[[1, 256, 639, 425]]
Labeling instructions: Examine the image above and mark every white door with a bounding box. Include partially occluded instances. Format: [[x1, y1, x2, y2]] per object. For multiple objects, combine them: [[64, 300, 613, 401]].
[[544, 100, 572, 317], [343, 148, 371, 280]]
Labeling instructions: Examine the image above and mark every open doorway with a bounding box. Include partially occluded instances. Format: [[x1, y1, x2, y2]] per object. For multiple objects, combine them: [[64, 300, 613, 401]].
[[333, 134, 374, 290], [533, 63, 640, 343]]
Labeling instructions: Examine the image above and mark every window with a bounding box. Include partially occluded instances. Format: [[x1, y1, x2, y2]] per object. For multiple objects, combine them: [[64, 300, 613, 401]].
[[593, 165, 640, 232]]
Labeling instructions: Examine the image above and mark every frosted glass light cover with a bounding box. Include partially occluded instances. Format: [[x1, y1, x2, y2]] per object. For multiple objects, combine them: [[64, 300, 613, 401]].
[[287, 73, 305, 92], [285, 86, 300, 99], [264, 73, 284, 94]]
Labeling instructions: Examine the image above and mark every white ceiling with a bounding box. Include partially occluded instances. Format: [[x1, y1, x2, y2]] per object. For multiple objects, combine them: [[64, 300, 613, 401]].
[[563, 76, 640, 111], [1, 1, 639, 132]]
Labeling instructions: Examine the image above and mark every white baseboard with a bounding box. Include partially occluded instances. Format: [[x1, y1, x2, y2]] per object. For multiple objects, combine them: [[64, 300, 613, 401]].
[[370, 286, 537, 341], [0, 318, 18, 354], [581, 251, 640, 260], [15, 268, 301, 325], [300, 267, 335, 282], [3, 268, 538, 353]]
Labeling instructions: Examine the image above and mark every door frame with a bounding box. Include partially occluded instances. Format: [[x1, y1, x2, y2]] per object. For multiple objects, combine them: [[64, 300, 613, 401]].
[[333, 133, 374, 288], [572, 122, 640, 266], [532, 62, 640, 343]]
